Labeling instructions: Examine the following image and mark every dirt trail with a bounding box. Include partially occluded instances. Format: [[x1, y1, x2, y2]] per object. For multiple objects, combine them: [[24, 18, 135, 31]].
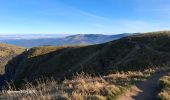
[[116, 69, 169, 100]]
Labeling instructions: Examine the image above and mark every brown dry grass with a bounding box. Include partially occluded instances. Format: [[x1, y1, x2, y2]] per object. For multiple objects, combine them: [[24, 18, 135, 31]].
[[0, 68, 156, 100], [159, 73, 170, 100]]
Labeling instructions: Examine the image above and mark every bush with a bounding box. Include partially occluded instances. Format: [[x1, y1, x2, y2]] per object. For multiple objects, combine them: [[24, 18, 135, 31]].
[[159, 75, 170, 100]]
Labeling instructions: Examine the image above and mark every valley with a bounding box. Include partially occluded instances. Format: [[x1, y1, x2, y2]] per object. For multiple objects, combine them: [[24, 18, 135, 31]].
[[0, 31, 170, 99]]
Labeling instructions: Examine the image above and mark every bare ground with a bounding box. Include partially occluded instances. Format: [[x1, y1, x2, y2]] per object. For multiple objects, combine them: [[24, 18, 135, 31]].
[[116, 69, 169, 100]]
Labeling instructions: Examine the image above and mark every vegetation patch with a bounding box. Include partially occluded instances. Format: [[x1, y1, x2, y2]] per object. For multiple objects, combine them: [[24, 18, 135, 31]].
[[1, 68, 156, 100], [159, 72, 170, 100]]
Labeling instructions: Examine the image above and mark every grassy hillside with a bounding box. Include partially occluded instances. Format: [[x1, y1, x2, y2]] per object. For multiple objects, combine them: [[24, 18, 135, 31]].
[[5, 31, 170, 86], [0, 43, 25, 74]]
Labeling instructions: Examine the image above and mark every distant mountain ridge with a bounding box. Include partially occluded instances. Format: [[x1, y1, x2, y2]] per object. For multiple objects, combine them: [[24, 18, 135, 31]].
[[1, 33, 131, 47]]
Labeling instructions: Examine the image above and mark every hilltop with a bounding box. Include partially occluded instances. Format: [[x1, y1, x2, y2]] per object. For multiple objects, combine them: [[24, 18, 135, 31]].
[[4, 31, 170, 86]]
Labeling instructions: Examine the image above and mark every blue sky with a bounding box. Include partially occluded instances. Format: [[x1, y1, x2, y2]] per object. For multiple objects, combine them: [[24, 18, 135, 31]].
[[0, 0, 170, 34]]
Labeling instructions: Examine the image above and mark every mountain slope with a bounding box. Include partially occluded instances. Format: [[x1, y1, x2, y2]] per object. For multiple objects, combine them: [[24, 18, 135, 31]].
[[0, 43, 25, 74], [1, 33, 130, 47], [5, 31, 170, 86]]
